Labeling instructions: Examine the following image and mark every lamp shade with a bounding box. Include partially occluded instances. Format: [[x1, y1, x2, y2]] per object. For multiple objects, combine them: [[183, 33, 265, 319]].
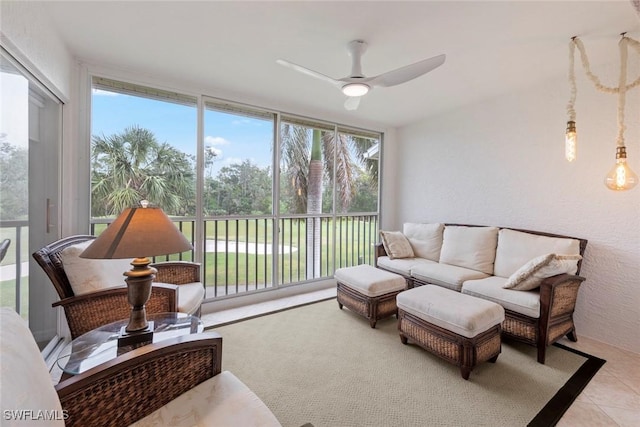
[[80, 206, 192, 259]]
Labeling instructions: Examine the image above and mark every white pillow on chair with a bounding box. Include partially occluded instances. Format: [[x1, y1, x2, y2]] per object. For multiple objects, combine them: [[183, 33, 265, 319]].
[[502, 253, 582, 291]]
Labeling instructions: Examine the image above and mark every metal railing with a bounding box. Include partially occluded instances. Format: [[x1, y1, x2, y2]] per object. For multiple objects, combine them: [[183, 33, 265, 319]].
[[93, 213, 379, 299], [0, 220, 28, 315]]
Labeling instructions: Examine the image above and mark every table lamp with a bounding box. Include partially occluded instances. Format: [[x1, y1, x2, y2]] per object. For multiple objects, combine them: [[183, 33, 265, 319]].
[[80, 201, 192, 346]]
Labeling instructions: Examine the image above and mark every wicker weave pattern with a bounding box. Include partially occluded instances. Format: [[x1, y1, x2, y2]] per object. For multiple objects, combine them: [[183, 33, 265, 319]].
[[476, 333, 501, 362], [377, 297, 398, 318], [153, 261, 200, 285], [337, 282, 402, 328], [550, 282, 580, 317], [548, 320, 573, 345], [399, 316, 460, 362], [60, 345, 218, 427], [337, 285, 369, 317], [503, 316, 537, 343]]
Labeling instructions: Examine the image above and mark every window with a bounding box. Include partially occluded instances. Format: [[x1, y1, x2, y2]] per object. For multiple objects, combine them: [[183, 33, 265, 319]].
[[89, 77, 382, 300]]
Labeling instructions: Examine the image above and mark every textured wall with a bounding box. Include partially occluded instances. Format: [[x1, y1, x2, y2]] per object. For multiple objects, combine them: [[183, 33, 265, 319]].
[[394, 68, 640, 354], [1, 1, 71, 99]]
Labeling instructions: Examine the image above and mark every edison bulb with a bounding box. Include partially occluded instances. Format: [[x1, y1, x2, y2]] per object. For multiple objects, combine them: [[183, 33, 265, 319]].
[[565, 121, 577, 162], [604, 147, 638, 191]]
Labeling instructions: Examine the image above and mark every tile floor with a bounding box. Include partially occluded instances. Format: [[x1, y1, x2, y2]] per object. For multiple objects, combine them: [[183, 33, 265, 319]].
[[203, 288, 640, 427]]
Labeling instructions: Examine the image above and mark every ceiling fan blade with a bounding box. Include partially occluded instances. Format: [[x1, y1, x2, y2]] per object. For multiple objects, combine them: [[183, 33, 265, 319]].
[[369, 54, 446, 88], [276, 59, 340, 87], [344, 96, 361, 111]]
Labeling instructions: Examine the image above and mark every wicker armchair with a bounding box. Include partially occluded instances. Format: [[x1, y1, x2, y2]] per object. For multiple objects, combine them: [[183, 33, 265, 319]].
[[33, 235, 204, 339], [1, 308, 282, 427]]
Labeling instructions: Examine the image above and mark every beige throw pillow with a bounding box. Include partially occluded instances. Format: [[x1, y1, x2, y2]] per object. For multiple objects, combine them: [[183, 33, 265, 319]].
[[380, 231, 415, 260], [503, 253, 583, 291]]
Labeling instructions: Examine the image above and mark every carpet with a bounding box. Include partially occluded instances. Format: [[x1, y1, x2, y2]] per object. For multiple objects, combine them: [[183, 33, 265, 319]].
[[212, 299, 604, 427]]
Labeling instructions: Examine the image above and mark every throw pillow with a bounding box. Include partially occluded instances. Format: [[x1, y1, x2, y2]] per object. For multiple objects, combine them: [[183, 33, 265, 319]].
[[502, 253, 583, 291], [379, 230, 415, 260], [60, 240, 132, 295]]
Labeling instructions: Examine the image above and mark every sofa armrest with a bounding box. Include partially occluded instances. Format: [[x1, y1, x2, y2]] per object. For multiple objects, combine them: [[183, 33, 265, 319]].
[[53, 284, 178, 338], [152, 261, 201, 285], [56, 333, 223, 427], [374, 243, 387, 267], [539, 273, 586, 318]]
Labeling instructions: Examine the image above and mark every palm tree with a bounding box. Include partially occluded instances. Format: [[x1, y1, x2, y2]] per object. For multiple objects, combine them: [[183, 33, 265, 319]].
[[91, 126, 195, 216], [280, 123, 379, 278]]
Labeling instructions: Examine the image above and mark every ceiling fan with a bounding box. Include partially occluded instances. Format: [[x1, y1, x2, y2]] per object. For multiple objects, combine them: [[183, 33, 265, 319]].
[[276, 40, 446, 111]]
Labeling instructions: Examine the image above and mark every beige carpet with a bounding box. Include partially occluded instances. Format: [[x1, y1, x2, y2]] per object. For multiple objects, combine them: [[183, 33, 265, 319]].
[[214, 299, 588, 427]]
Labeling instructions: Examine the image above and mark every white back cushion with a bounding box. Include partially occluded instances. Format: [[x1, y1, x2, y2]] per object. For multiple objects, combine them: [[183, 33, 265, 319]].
[[0, 308, 65, 426], [61, 240, 132, 295], [493, 229, 581, 278], [439, 226, 499, 275], [402, 223, 444, 261]]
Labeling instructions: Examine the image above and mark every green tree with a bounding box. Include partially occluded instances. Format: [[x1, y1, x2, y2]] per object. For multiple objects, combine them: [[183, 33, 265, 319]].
[[91, 126, 195, 216], [215, 160, 272, 215], [0, 137, 28, 220]]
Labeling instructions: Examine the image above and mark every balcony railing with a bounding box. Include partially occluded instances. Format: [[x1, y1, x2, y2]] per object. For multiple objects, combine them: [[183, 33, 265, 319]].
[[92, 213, 379, 299], [0, 220, 28, 315]]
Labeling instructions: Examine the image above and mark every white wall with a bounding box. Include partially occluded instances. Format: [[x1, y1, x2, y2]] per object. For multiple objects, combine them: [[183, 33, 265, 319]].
[[394, 67, 640, 354]]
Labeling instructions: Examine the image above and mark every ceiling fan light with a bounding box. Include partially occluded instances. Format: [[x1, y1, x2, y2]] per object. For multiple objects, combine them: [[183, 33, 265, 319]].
[[342, 83, 369, 97]]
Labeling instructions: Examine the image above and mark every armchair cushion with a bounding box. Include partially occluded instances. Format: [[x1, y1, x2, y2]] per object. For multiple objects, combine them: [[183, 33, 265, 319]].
[[130, 371, 281, 427], [439, 226, 499, 274], [177, 282, 206, 315], [60, 240, 131, 295], [0, 308, 65, 426], [462, 276, 541, 318]]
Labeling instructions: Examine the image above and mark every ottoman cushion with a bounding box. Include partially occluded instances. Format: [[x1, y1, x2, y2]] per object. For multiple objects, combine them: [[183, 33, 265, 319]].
[[335, 265, 405, 297], [397, 285, 504, 338]]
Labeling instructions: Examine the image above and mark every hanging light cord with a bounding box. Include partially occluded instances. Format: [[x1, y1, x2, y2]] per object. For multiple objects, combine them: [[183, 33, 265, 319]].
[[616, 36, 628, 148], [567, 39, 577, 122], [571, 36, 640, 94]]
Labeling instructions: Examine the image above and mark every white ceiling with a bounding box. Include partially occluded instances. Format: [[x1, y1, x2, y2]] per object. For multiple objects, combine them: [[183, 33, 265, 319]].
[[42, 1, 639, 129]]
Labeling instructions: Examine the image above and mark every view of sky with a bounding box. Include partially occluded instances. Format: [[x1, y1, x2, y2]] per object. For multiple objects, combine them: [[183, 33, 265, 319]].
[[91, 89, 274, 177]]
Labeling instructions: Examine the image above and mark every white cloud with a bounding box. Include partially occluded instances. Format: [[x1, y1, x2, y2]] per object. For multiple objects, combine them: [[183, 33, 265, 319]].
[[92, 89, 120, 96], [223, 157, 243, 165], [205, 136, 230, 146], [207, 147, 223, 157]]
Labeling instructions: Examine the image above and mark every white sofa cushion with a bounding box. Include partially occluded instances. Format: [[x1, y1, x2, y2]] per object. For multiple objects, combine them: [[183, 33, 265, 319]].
[[402, 222, 444, 261], [411, 262, 489, 292], [377, 256, 435, 276], [493, 229, 581, 278], [397, 285, 504, 338], [503, 254, 583, 291], [335, 264, 406, 297], [61, 240, 132, 295], [177, 282, 206, 314], [462, 276, 541, 318], [439, 226, 499, 275], [1, 308, 65, 426], [130, 370, 282, 427], [380, 230, 414, 259]]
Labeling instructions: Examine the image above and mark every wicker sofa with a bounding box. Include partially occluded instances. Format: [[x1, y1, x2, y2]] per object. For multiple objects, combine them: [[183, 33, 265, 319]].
[[375, 223, 587, 364], [0, 307, 281, 427]]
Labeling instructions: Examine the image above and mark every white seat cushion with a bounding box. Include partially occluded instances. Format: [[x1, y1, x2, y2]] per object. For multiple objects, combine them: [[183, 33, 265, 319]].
[[376, 256, 434, 276], [177, 282, 205, 315], [462, 276, 541, 318], [130, 371, 282, 427], [403, 222, 444, 261], [1, 308, 65, 426], [335, 264, 406, 297], [410, 262, 489, 292], [397, 285, 504, 338], [493, 229, 581, 278], [439, 226, 499, 275], [61, 240, 133, 295]]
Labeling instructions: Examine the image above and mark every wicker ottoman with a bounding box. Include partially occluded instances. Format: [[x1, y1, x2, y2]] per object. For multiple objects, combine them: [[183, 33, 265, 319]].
[[397, 285, 505, 380], [335, 264, 407, 328]]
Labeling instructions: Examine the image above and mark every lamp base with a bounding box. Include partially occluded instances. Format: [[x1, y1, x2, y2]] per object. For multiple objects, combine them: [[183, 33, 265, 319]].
[[117, 321, 154, 348]]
